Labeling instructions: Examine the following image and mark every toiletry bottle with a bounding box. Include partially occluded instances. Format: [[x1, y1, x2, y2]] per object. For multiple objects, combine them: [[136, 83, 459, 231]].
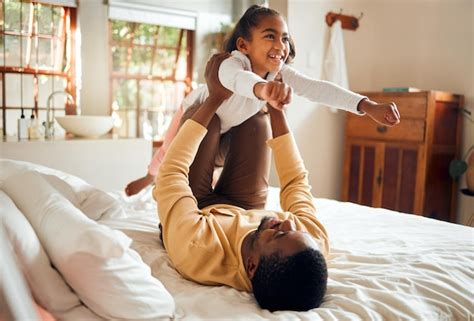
[[28, 109, 39, 139], [17, 108, 29, 140]]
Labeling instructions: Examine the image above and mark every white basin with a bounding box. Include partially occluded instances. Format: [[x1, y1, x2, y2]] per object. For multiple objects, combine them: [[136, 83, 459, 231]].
[[55, 115, 114, 138]]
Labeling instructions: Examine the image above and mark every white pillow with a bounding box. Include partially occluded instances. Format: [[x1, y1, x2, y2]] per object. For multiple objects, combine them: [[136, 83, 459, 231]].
[[0, 191, 83, 318], [42, 172, 126, 221], [0, 159, 87, 189], [0, 159, 125, 220], [2, 171, 129, 259], [2, 171, 175, 320]]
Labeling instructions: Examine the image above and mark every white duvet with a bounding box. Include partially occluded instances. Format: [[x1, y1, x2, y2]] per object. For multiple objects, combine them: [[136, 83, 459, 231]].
[[2, 159, 472, 320], [102, 187, 474, 321]]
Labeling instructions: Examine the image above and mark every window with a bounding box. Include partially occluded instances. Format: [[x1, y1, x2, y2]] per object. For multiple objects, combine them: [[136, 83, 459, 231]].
[[109, 20, 194, 140], [0, 0, 77, 137]]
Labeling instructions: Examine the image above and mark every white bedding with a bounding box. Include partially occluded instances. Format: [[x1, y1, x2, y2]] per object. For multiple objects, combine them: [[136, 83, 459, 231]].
[[2, 159, 472, 320], [102, 186, 474, 321]]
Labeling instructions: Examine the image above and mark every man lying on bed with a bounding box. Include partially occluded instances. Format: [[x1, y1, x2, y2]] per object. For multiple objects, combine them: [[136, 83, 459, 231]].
[[153, 53, 329, 312]]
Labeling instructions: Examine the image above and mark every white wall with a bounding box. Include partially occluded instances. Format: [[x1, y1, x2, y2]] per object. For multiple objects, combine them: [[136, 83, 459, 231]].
[[78, 1, 110, 116], [280, 0, 473, 224], [78, 0, 232, 116]]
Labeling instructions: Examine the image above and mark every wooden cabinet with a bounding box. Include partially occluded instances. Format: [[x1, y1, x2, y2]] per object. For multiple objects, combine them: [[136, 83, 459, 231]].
[[342, 91, 463, 222]]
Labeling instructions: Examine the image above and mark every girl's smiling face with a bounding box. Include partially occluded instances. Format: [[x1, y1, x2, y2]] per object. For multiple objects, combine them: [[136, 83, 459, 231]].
[[237, 15, 290, 78]]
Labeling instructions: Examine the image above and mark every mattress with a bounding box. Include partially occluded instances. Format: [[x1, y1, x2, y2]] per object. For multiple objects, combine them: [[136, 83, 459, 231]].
[[101, 186, 474, 321]]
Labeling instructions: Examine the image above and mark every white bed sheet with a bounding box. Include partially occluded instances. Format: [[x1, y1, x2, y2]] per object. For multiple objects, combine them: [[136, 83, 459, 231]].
[[101, 186, 473, 321]]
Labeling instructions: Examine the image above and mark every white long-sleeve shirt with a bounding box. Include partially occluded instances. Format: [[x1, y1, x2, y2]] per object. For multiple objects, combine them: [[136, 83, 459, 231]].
[[183, 50, 366, 133]]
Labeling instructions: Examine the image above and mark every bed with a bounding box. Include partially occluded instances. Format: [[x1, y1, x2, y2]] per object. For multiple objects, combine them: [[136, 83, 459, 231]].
[[1, 159, 472, 320]]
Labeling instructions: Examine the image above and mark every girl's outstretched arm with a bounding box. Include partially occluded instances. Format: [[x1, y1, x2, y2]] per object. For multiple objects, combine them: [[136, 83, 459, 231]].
[[280, 65, 400, 126]]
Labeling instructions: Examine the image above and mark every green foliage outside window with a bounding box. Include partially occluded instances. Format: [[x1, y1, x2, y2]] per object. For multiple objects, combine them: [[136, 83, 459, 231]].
[[2, 0, 66, 71], [109, 19, 193, 139]]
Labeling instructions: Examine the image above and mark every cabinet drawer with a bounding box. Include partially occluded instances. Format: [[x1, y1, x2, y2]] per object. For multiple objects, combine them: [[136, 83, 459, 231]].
[[364, 93, 427, 119], [346, 115, 425, 142]]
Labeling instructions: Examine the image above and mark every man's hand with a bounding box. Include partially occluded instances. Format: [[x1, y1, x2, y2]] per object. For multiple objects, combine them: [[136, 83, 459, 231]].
[[358, 99, 400, 126], [254, 79, 292, 110], [191, 53, 232, 128], [205, 53, 232, 103]]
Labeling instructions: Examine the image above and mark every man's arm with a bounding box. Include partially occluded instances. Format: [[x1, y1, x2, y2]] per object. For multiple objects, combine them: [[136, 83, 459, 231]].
[[192, 53, 232, 127], [266, 106, 317, 218], [267, 106, 329, 253], [267, 104, 289, 138], [153, 54, 231, 265]]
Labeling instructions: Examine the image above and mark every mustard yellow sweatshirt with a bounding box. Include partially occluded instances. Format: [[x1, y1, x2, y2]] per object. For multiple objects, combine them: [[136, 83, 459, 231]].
[[153, 120, 329, 292]]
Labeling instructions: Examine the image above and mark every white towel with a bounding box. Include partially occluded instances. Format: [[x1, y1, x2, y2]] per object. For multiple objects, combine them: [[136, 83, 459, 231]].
[[323, 20, 349, 113]]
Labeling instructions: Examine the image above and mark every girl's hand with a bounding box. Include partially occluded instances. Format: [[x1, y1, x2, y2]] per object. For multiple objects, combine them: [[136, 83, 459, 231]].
[[205, 53, 233, 103], [255, 80, 292, 110], [358, 99, 400, 126]]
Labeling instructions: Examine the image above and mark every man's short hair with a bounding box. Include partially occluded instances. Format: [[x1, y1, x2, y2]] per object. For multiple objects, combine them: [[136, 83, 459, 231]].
[[251, 248, 328, 312]]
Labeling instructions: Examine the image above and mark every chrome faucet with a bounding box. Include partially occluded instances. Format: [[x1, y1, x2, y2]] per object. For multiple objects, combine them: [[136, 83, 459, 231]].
[[45, 91, 75, 138]]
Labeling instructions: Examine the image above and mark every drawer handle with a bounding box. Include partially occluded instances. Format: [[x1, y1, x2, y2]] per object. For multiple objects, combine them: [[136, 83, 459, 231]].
[[376, 169, 383, 186], [376, 126, 387, 133]]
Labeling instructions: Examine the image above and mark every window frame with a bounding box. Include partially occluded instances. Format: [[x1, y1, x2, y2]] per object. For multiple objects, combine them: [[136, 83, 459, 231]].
[[0, 1, 77, 137]]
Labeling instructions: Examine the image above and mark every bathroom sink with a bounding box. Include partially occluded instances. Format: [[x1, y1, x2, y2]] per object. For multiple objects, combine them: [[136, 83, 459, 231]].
[[55, 115, 114, 138]]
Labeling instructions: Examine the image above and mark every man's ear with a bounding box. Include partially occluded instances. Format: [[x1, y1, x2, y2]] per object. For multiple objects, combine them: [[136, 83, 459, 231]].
[[236, 37, 249, 54], [246, 255, 259, 280]]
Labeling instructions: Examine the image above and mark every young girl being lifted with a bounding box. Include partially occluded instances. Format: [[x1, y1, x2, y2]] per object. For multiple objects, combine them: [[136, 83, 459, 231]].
[[125, 4, 400, 196]]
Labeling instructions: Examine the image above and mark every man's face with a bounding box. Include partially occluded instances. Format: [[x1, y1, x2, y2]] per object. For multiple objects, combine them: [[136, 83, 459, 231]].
[[252, 216, 322, 258]]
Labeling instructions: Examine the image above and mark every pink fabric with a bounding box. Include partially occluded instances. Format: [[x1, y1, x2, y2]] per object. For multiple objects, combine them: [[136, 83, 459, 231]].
[[148, 106, 185, 176]]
